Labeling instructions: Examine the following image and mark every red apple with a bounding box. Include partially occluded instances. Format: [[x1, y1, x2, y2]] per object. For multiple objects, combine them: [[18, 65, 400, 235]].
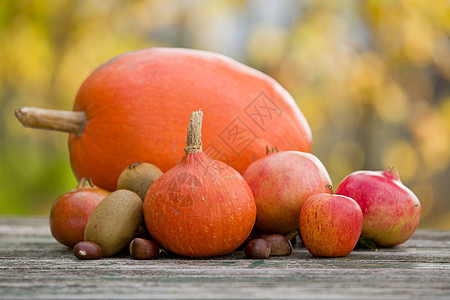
[[335, 167, 421, 247], [243, 151, 332, 234], [299, 192, 363, 257], [50, 178, 109, 248]]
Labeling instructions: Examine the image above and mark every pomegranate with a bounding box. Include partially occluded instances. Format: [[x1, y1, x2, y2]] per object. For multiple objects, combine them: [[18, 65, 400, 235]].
[[50, 178, 109, 248], [243, 151, 332, 234], [335, 167, 421, 247]]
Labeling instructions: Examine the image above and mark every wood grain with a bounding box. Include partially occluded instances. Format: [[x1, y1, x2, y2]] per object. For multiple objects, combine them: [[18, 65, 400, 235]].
[[0, 217, 449, 299]]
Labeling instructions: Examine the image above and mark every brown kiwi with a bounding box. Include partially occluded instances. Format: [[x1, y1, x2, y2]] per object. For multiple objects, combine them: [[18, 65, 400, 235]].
[[117, 162, 163, 200], [84, 189, 143, 257]]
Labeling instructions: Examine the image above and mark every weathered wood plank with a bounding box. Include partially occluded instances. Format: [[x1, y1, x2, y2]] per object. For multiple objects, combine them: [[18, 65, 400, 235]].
[[0, 217, 449, 299]]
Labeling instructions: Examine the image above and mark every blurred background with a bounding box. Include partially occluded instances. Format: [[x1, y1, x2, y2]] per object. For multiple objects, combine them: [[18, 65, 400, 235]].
[[0, 0, 449, 228]]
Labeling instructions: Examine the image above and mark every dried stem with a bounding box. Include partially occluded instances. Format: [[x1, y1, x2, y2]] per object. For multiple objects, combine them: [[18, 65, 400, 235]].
[[15, 107, 86, 136], [78, 178, 95, 189], [384, 166, 400, 180], [184, 110, 203, 154]]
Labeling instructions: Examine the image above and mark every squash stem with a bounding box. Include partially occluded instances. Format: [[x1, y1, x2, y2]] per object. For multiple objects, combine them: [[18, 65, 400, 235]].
[[14, 107, 86, 136], [184, 110, 203, 154]]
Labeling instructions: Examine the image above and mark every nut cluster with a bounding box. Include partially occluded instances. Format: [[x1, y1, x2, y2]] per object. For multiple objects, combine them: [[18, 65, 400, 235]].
[[243, 234, 293, 259]]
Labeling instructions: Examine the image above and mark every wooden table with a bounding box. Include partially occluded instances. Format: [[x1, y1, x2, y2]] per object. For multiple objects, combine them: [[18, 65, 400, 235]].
[[0, 217, 449, 299]]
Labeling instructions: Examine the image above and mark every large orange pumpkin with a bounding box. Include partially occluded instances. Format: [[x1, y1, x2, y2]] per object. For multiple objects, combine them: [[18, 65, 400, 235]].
[[17, 47, 312, 191]]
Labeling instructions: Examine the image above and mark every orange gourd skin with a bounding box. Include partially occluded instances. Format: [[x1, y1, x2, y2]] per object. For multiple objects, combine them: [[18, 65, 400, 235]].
[[143, 151, 256, 258], [69, 48, 312, 191]]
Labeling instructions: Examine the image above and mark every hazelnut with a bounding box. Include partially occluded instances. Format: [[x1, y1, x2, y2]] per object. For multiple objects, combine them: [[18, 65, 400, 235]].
[[264, 234, 293, 256], [129, 238, 159, 259], [73, 241, 102, 260], [243, 238, 271, 259]]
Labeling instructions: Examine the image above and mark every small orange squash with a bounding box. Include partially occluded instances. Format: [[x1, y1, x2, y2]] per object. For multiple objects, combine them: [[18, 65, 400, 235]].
[[144, 110, 256, 257], [16, 47, 312, 191]]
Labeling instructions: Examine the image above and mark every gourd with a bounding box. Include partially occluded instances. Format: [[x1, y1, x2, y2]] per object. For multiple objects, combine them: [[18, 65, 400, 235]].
[[143, 111, 256, 258], [15, 47, 312, 191]]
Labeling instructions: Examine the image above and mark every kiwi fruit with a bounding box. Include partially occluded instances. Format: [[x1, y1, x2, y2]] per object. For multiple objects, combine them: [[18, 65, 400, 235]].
[[117, 162, 163, 200], [84, 189, 143, 257]]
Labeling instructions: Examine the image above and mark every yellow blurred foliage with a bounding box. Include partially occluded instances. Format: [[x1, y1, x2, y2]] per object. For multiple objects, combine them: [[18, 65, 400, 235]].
[[382, 140, 419, 182]]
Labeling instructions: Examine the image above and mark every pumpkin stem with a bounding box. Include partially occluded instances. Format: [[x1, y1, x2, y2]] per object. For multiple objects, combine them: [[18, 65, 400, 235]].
[[14, 107, 86, 136], [185, 110, 203, 154]]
